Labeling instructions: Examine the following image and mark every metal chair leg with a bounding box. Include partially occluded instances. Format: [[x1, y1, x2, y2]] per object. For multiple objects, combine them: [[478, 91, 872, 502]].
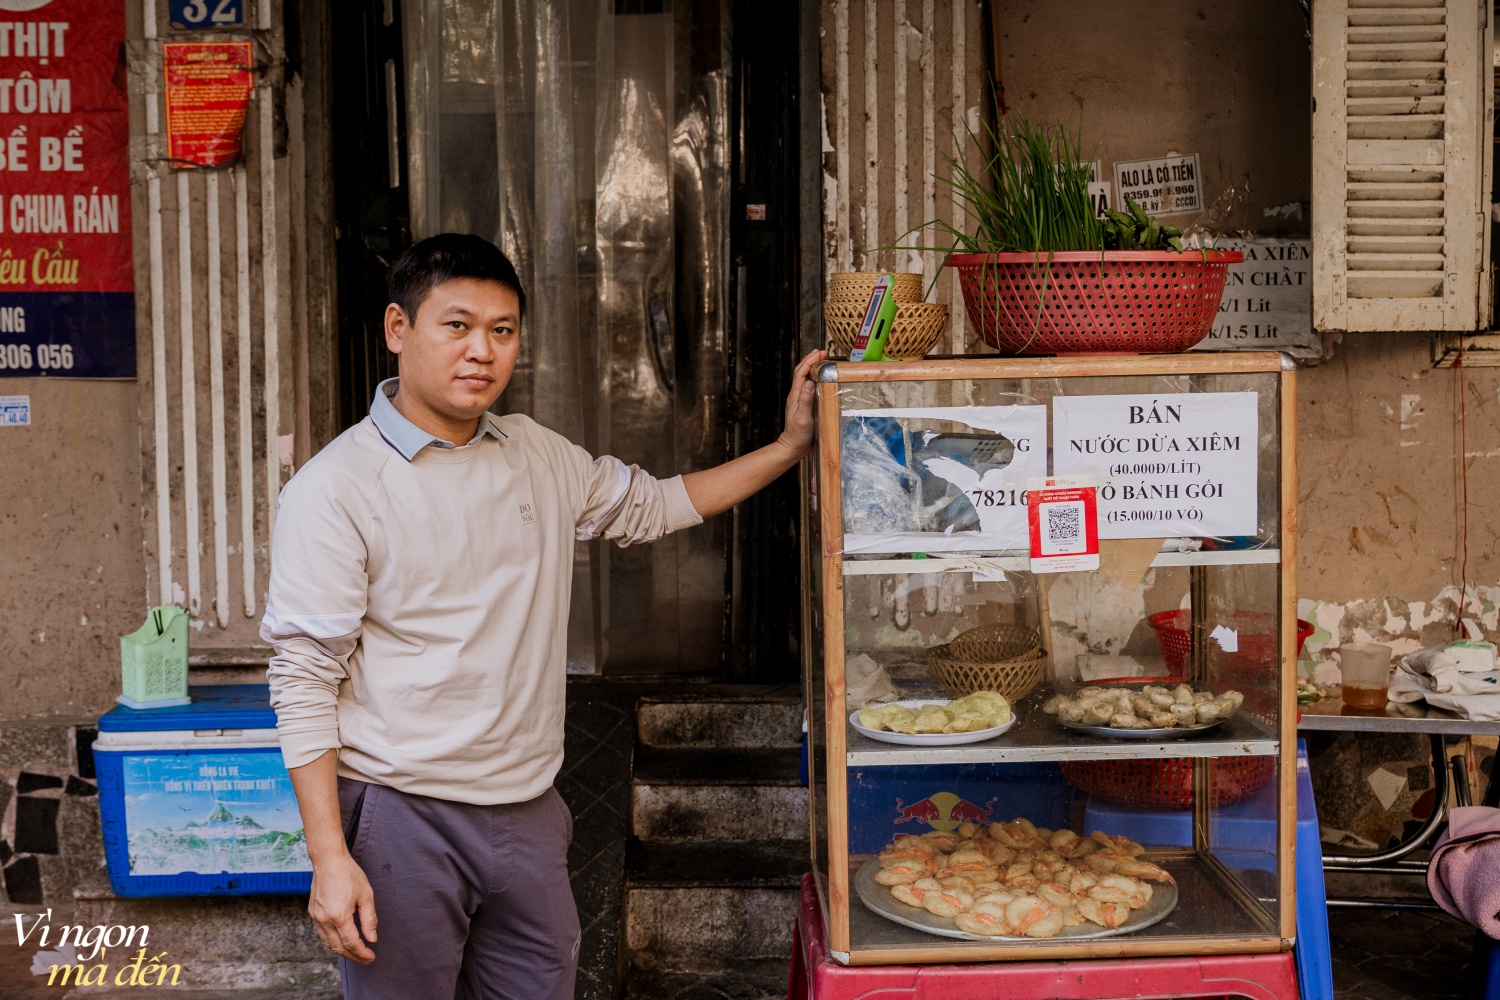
[[1324, 733, 1450, 866], [1453, 754, 1473, 809]]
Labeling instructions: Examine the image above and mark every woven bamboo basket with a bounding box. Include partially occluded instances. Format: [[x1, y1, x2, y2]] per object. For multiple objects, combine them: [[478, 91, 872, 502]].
[[926, 623, 1047, 702], [824, 301, 948, 359], [827, 271, 924, 304]]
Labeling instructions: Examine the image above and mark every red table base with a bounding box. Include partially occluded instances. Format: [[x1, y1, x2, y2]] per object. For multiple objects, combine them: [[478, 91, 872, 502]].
[[789, 874, 1299, 1000]]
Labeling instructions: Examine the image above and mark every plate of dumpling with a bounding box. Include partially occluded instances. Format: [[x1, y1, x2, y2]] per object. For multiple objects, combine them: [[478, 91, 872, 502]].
[[852, 691, 1014, 746], [1044, 683, 1244, 739], [856, 818, 1178, 941]]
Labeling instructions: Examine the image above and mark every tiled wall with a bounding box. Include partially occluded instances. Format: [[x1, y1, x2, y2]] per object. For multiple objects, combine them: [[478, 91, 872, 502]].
[[0, 722, 99, 905]]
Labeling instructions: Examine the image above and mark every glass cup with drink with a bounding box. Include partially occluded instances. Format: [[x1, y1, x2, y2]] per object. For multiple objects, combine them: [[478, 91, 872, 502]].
[[1339, 642, 1393, 710]]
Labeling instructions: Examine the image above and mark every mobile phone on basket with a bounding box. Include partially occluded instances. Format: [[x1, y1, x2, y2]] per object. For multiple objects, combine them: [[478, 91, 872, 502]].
[[849, 275, 897, 362]]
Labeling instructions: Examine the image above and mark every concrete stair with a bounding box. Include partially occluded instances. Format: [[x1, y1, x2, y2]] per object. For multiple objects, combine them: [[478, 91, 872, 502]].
[[621, 687, 807, 996]]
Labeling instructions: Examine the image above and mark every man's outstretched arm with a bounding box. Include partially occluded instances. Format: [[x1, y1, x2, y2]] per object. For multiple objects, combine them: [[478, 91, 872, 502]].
[[682, 349, 825, 518]]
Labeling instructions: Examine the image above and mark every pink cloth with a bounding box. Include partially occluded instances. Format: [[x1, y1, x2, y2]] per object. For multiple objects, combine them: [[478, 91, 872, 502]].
[[1428, 806, 1500, 935]]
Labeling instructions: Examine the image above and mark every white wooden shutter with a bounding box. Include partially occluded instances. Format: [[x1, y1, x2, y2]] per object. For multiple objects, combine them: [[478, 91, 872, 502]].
[[1312, 0, 1494, 332]]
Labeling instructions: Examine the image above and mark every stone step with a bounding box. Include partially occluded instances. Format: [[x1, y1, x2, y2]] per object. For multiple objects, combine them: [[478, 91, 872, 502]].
[[630, 747, 807, 843], [624, 885, 800, 971], [637, 687, 802, 750], [626, 839, 809, 890], [623, 842, 806, 970], [621, 956, 790, 998]]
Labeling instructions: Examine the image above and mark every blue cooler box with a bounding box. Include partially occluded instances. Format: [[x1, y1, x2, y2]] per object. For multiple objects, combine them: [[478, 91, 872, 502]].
[[94, 684, 311, 896]]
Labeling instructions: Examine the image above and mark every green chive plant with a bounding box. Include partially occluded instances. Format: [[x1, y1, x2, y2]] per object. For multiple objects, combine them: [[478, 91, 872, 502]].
[[928, 114, 1105, 254], [892, 111, 1183, 257], [881, 112, 1190, 350]]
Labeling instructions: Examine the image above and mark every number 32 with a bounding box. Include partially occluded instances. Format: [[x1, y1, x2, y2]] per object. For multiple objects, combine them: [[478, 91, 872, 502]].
[[180, 0, 240, 25]]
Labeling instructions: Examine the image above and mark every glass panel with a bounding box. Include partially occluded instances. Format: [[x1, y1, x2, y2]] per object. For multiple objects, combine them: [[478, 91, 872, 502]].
[[401, 0, 730, 673], [823, 365, 1287, 952], [842, 758, 1275, 954], [837, 373, 1281, 552], [1207, 755, 1282, 928], [834, 372, 1283, 742]]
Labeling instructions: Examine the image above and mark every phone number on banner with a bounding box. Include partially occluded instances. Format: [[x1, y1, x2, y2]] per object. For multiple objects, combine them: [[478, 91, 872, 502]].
[[0, 294, 136, 378]]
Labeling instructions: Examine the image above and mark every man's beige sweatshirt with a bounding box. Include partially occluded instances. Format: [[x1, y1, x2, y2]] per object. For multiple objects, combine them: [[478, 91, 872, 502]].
[[260, 384, 702, 805]]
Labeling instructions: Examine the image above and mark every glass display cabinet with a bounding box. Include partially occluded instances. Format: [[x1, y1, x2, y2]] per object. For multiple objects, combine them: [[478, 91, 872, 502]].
[[802, 353, 1297, 965]]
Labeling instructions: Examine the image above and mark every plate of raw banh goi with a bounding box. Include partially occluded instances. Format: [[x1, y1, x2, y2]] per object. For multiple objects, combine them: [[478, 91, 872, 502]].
[[850, 692, 1015, 746], [855, 817, 1178, 942], [1044, 683, 1244, 739]]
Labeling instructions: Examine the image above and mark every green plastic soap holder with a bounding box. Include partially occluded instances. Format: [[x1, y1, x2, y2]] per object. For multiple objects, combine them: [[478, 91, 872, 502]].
[[119, 606, 191, 709]]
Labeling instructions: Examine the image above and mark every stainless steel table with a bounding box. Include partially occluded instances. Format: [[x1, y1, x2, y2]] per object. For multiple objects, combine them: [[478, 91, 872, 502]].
[[1298, 692, 1500, 908]]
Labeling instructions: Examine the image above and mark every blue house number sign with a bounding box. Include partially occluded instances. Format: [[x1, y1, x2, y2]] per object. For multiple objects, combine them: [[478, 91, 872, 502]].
[[169, 0, 246, 29]]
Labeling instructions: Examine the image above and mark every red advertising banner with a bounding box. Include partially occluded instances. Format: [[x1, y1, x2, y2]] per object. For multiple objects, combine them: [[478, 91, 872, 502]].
[[164, 41, 252, 168], [0, 0, 134, 378]]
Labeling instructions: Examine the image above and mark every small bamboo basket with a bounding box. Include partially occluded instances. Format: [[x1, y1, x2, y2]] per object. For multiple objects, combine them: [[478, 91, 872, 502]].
[[823, 301, 949, 359], [827, 271, 924, 304], [926, 623, 1047, 702]]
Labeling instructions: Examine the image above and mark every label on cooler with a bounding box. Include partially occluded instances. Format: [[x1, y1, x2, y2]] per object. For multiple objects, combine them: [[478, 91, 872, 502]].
[[120, 751, 309, 875]]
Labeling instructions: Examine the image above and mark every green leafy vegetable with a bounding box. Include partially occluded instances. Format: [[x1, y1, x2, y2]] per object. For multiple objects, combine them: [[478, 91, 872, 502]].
[[1103, 200, 1182, 251]]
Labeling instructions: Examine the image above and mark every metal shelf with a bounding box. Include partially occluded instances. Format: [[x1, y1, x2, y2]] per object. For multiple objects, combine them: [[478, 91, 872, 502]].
[[845, 701, 1279, 766], [841, 548, 1281, 576], [1298, 690, 1500, 736]]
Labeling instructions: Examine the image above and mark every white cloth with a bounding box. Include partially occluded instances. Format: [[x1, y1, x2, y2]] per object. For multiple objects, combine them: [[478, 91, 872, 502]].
[[846, 653, 900, 706], [1387, 645, 1500, 720]]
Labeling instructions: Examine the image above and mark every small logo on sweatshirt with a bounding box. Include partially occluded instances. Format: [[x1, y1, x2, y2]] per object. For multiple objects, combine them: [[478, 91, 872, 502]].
[[519, 503, 535, 525]]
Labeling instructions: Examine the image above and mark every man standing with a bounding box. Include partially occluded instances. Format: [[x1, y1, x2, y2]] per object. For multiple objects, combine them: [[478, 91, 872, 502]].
[[261, 233, 823, 999]]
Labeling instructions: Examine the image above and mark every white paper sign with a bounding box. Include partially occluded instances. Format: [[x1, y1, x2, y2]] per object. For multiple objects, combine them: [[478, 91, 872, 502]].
[[0, 394, 29, 426], [1114, 153, 1202, 216], [1193, 238, 1317, 359], [1052, 392, 1259, 539], [842, 405, 1047, 553], [1084, 159, 1113, 218]]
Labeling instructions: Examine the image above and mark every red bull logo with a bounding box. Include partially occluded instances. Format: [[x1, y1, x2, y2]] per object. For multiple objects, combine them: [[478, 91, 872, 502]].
[[892, 791, 997, 832]]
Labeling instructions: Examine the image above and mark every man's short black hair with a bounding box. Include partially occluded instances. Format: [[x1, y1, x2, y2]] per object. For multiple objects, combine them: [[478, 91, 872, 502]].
[[388, 233, 527, 322]]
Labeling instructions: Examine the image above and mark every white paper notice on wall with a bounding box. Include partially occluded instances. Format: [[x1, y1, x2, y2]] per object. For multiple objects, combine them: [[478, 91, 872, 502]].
[[1113, 153, 1202, 216], [841, 405, 1047, 554], [1084, 159, 1113, 219], [1052, 392, 1259, 540], [1193, 237, 1317, 359], [0, 395, 29, 426]]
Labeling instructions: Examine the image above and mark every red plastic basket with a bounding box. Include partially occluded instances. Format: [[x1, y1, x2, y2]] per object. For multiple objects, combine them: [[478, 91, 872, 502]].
[[1060, 612, 1310, 811], [1060, 756, 1276, 810], [1146, 610, 1315, 677], [945, 250, 1243, 354]]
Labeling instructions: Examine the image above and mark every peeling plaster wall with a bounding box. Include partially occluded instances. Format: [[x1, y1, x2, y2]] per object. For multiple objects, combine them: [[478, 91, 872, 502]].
[[1297, 333, 1497, 679]]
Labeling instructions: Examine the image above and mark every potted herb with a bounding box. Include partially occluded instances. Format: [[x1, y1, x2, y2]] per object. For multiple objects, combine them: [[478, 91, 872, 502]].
[[903, 115, 1241, 355]]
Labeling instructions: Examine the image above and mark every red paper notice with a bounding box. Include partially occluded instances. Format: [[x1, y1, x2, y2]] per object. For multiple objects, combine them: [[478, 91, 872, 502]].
[[164, 42, 253, 167], [1027, 479, 1100, 574]]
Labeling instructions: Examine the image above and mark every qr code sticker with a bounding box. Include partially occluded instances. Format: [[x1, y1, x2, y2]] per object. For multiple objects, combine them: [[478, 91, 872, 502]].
[[1046, 505, 1081, 543]]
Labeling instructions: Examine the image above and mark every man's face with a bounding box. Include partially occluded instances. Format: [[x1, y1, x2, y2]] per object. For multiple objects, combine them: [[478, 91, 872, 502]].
[[383, 277, 521, 424]]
